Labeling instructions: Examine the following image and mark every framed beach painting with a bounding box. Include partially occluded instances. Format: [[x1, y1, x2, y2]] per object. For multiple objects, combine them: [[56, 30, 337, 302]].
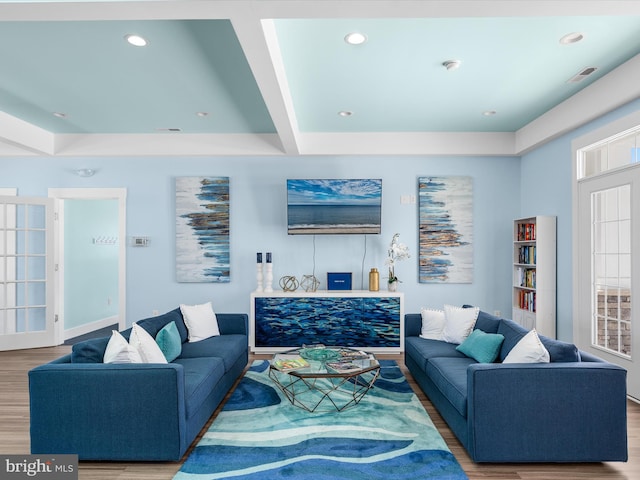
[[418, 176, 473, 283], [176, 177, 230, 282]]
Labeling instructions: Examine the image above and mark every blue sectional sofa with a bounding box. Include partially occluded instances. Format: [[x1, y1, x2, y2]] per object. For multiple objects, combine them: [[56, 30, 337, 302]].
[[405, 309, 628, 463], [29, 308, 248, 461]]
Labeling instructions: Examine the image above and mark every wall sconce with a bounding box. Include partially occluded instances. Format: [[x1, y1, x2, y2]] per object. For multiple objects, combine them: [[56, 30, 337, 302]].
[[75, 169, 96, 177]]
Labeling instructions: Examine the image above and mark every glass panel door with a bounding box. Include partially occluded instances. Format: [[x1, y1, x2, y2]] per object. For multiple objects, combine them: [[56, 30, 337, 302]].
[[577, 166, 639, 400], [0, 196, 56, 350], [591, 185, 631, 357]]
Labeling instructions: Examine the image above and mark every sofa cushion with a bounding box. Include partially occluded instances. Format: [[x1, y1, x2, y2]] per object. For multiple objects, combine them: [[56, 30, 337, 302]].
[[173, 357, 225, 419], [498, 319, 580, 363], [180, 302, 221, 342], [103, 331, 143, 364], [137, 308, 189, 343], [442, 305, 479, 344], [503, 329, 550, 363], [178, 334, 247, 372], [405, 336, 467, 372], [156, 321, 182, 362], [130, 324, 168, 363], [463, 306, 502, 334], [456, 329, 505, 363], [420, 307, 445, 340], [426, 357, 477, 418], [71, 336, 111, 363]]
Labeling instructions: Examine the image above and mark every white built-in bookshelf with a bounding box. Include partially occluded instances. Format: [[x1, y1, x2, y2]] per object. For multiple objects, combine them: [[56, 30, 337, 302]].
[[512, 216, 557, 338]]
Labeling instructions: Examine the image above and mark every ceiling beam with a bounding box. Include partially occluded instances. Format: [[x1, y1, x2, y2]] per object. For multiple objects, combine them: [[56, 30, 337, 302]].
[[516, 53, 640, 155], [231, 18, 301, 155], [0, 112, 55, 155], [2, 1, 640, 22]]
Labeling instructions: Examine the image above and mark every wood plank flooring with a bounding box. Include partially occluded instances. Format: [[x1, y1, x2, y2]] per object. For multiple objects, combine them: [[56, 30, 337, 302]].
[[2, 347, 638, 479]]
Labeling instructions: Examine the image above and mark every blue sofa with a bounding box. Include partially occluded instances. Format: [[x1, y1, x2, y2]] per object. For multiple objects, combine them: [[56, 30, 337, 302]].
[[405, 309, 628, 463], [29, 308, 248, 461]]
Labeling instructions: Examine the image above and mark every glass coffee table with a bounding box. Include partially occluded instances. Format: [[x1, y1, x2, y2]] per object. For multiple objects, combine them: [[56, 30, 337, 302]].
[[268, 346, 380, 412]]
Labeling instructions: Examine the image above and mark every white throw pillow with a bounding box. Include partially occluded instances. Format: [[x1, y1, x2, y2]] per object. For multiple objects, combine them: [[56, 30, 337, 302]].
[[180, 302, 220, 342], [130, 323, 168, 363], [420, 308, 446, 340], [103, 330, 142, 364], [503, 329, 550, 363], [441, 305, 479, 344]]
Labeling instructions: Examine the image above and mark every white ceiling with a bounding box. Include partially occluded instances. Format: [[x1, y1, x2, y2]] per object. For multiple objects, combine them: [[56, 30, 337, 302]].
[[1, 0, 639, 157]]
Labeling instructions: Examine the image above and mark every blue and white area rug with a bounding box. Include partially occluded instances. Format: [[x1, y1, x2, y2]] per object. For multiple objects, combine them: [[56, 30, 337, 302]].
[[174, 360, 468, 480]]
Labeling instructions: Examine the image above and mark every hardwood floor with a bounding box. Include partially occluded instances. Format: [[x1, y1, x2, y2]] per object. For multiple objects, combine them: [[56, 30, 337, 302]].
[[2, 347, 639, 479]]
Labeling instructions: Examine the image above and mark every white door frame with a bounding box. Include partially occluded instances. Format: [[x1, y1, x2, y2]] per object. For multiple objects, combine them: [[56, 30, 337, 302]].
[[572, 110, 640, 401], [48, 188, 127, 339]]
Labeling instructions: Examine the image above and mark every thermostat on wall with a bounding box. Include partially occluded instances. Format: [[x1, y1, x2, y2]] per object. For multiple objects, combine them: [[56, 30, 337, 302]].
[[130, 236, 149, 247]]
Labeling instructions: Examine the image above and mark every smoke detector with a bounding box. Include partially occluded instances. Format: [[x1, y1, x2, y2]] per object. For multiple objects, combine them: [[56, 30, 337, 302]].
[[442, 60, 461, 71]]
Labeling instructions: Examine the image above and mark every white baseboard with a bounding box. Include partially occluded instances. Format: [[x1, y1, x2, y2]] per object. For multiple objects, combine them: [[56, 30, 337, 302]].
[[64, 316, 118, 340]]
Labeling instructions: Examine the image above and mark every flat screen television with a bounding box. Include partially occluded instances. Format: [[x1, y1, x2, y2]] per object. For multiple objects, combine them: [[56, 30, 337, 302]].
[[287, 179, 382, 235]]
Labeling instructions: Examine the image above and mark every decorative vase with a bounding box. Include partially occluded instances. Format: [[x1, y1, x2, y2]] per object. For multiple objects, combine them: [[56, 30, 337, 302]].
[[388, 280, 398, 292], [264, 252, 273, 293], [369, 268, 379, 291], [255, 253, 263, 292]]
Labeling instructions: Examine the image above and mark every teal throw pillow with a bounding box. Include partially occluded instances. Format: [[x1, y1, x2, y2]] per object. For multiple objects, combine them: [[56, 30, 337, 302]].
[[155, 321, 182, 362], [456, 328, 505, 363]]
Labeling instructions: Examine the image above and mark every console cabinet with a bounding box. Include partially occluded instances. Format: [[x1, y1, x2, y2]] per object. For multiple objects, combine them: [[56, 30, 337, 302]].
[[512, 216, 556, 338], [250, 291, 404, 353]]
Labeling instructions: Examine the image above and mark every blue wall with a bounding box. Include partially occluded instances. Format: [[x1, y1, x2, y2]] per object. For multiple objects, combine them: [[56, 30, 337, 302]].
[[4, 98, 640, 340], [2, 155, 519, 326]]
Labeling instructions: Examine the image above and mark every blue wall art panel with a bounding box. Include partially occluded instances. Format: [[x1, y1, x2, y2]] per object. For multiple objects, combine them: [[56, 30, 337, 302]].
[[176, 177, 230, 282], [254, 296, 401, 348], [418, 176, 473, 283]]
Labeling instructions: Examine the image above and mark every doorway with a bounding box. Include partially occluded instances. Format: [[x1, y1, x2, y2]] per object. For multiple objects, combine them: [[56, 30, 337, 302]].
[[49, 188, 127, 339]]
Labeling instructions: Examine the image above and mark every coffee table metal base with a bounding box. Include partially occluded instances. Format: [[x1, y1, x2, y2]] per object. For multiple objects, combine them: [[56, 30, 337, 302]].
[[268, 368, 380, 412]]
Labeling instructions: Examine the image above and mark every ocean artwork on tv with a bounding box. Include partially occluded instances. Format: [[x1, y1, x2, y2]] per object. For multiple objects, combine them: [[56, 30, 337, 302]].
[[176, 177, 230, 283], [418, 176, 473, 283], [287, 179, 382, 235]]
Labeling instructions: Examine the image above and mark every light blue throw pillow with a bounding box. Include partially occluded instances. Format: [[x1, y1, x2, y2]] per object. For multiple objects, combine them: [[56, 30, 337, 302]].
[[155, 321, 182, 362], [456, 328, 505, 363]]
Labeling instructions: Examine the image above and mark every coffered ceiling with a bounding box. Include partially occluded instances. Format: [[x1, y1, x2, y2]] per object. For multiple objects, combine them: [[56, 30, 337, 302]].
[[1, 1, 639, 157]]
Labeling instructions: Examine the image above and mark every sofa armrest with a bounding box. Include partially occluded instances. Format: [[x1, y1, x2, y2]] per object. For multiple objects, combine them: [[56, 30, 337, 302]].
[[466, 362, 628, 462], [405, 314, 422, 337], [217, 313, 248, 336], [29, 362, 187, 460]]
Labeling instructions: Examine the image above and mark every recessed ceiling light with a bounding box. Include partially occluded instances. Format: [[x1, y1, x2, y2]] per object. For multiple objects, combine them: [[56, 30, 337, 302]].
[[196, 112, 209, 117], [560, 32, 584, 45], [344, 32, 367, 45], [155, 127, 182, 132], [53, 112, 67, 118], [482, 110, 497, 117], [338, 111, 353, 117], [125, 34, 148, 47]]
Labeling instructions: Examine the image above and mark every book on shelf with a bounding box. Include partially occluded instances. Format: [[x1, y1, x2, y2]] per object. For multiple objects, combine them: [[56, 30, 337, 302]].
[[517, 223, 537, 241], [272, 356, 310, 372]]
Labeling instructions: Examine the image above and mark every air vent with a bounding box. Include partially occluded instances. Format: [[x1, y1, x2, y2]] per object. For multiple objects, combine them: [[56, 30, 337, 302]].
[[567, 66, 598, 83]]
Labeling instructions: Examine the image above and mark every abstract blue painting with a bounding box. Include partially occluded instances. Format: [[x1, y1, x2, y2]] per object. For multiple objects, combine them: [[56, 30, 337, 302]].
[[418, 176, 473, 283], [176, 177, 230, 282]]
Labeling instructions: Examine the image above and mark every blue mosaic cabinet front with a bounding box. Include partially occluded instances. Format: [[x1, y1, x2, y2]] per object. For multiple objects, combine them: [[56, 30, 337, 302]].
[[254, 295, 401, 348]]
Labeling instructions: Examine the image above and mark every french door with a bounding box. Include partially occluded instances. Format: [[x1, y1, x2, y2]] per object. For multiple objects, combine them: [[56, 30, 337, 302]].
[[577, 165, 640, 400], [0, 196, 57, 351]]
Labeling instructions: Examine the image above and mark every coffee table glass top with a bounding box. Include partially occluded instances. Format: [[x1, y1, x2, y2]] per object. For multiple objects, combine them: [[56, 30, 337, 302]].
[[268, 346, 380, 412]]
